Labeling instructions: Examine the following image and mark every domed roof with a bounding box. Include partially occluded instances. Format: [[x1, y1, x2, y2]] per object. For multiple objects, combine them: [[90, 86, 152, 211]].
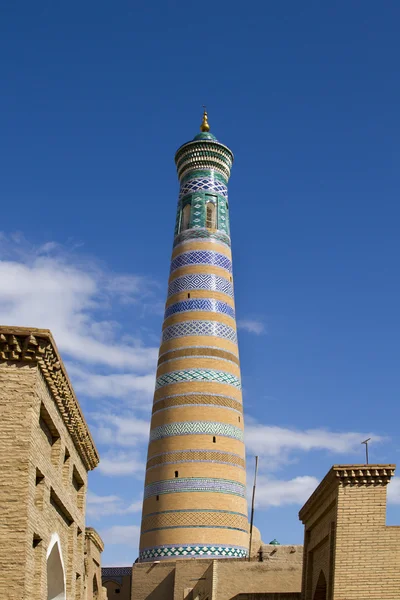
[[193, 131, 217, 141], [269, 539, 281, 546]]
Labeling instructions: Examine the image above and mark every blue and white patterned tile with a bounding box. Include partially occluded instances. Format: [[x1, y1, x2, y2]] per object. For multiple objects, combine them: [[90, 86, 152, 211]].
[[170, 250, 232, 274], [144, 477, 246, 499], [155, 369, 241, 390], [168, 274, 233, 298], [162, 321, 237, 344], [179, 176, 228, 200], [149, 421, 244, 442], [139, 544, 248, 562], [164, 299, 235, 320]]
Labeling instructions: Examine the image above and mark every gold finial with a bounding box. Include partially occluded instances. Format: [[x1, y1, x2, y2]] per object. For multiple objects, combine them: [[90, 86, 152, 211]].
[[200, 106, 210, 132]]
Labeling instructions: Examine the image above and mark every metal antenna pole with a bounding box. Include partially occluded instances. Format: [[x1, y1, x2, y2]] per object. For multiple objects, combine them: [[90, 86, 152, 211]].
[[248, 456, 259, 561], [361, 438, 371, 465]]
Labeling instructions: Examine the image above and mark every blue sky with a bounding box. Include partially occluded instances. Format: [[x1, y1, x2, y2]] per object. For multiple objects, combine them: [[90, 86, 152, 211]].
[[1, 1, 400, 565]]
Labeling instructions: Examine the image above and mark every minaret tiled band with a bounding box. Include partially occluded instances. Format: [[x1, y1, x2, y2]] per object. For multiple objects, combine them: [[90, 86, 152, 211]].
[[139, 112, 248, 562]]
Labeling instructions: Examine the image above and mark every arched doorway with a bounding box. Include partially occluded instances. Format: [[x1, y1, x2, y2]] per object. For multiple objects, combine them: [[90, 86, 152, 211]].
[[313, 570, 327, 600], [46, 536, 66, 600]]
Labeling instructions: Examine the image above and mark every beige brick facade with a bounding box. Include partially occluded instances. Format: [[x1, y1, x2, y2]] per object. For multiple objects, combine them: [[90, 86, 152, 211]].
[[85, 529, 108, 600], [130, 546, 303, 600], [0, 326, 105, 600], [102, 567, 132, 599], [299, 464, 400, 600]]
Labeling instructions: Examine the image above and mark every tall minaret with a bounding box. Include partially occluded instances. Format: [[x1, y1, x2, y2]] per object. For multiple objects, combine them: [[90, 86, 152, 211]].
[[139, 112, 248, 562]]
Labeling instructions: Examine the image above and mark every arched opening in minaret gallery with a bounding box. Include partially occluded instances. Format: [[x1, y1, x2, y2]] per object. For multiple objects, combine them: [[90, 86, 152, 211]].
[[206, 199, 216, 228]]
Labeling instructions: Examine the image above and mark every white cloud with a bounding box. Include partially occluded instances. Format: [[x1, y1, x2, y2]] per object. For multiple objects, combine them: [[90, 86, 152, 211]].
[[245, 422, 384, 468], [87, 492, 122, 505], [387, 477, 400, 505], [86, 491, 142, 519], [67, 363, 155, 403], [101, 525, 141, 549], [0, 235, 159, 371], [91, 413, 150, 448], [237, 319, 265, 335], [254, 475, 319, 508], [126, 500, 143, 512], [97, 451, 145, 477]]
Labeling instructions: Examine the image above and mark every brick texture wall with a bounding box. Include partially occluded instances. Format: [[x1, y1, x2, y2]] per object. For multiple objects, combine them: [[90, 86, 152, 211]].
[[85, 529, 107, 600], [102, 568, 132, 600], [299, 464, 400, 600], [0, 328, 102, 600], [131, 549, 302, 600]]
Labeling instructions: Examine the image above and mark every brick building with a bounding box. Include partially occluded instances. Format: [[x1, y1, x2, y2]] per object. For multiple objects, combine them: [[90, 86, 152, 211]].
[[299, 464, 400, 600], [131, 546, 303, 600], [0, 326, 106, 600], [102, 566, 132, 598]]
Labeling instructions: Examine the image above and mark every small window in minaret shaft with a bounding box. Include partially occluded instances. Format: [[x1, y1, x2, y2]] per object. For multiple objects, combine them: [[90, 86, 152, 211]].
[[187, 293, 190, 298], [206, 203, 216, 229], [181, 204, 191, 231], [238, 416, 241, 422], [175, 471, 179, 478], [213, 436, 216, 443], [156, 495, 159, 501]]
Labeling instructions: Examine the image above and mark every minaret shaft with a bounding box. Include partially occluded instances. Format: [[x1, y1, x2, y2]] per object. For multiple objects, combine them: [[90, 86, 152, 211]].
[[139, 116, 248, 562]]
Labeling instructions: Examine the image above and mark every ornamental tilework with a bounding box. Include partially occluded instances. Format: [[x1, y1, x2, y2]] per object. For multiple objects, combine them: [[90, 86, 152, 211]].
[[173, 228, 231, 248], [170, 250, 232, 274], [175, 146, 233, 181], [158, 346, 239, 366], [180, 171, 228, 185], [179, 176, 228, 200], [155, 369, 241, 390], [168, 274, 233, 298], [180, 169, 228, 186], [102, 567, 132, 578], [139, 545, 248, 561], [152, 393, 242, 414], [162, 321, 237, 344], [140, 131, 247, 560], [141, 510, 248, 534], [143, 478, 246, 499], [146, 449, 246, 470], [149, 421, 243, 442], [218, 198, 230, 235], [190, 196, 205, 229], [164, 299, 235, 320]]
